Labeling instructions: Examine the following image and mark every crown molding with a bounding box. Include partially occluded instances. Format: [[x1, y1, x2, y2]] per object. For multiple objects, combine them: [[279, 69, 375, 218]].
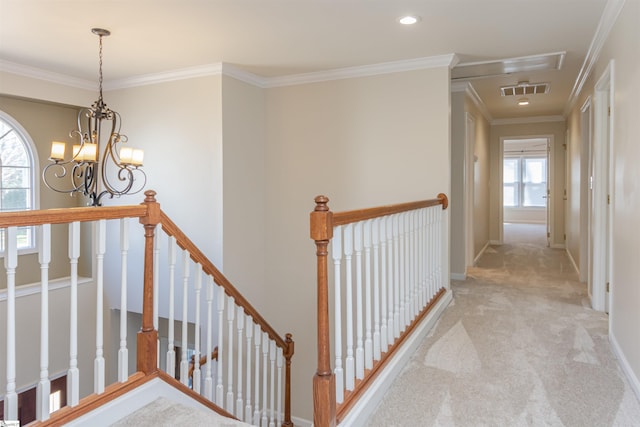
[[564, 0, 625, 115], [491, 115, 565, 126], [264, 54, 459, 88], [451, 81, 493, 122], [2, 53, 459, 92], [0, 59, 95, 90]]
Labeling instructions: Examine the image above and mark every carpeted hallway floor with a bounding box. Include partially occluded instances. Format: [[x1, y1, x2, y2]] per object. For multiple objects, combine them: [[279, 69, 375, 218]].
[[367, 223, 640, 427]]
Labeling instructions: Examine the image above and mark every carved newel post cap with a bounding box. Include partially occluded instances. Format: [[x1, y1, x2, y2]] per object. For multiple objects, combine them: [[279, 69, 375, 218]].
[[144, 190, 157, 203], [314, 195, 330, 212]]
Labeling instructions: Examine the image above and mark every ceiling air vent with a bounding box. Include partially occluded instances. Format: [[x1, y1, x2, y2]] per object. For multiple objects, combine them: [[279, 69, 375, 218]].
[[501, 81, 550, 96]]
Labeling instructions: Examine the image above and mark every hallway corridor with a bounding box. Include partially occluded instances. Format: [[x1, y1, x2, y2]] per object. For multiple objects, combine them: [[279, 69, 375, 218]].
[[368, 225, 640, 426]]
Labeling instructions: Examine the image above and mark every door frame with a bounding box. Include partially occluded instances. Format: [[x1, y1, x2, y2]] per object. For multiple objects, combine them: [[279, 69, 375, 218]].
[[464, 113, 476, 271], [499, 135, 554, 244], [590, 60, 614, 313], [580, 97, 592, 286]]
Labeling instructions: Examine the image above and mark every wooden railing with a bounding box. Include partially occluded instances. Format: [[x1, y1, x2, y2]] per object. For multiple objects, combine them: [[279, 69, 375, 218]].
[[1, 190, 294, 426], [310, 194, 449, 427]]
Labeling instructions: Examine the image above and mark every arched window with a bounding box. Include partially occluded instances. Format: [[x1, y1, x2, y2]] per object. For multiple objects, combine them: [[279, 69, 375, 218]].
[[0, 111, 39, 253]]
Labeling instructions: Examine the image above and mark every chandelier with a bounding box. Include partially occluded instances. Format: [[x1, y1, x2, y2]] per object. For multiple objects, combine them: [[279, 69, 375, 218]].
[[43, 28, 145, 206]]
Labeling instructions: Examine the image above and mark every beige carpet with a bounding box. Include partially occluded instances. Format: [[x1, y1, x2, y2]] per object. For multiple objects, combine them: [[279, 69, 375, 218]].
[[367, 224, 640, 426]]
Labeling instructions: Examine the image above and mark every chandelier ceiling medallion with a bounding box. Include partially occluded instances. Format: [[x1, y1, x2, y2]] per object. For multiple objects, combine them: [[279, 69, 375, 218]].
[[43, 28, 145, 206]]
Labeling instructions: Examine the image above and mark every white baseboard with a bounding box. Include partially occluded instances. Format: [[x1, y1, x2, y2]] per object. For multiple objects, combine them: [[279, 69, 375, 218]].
[[565, 248, 580, 275], [610, 332, 640, 403], [450, 273, 466, 281], [338, 289, 453, 427], [292, 415, 313, 427], [551, 243, 566, 249], [473, 241, 490, 265], [489, 240, 502, 246]]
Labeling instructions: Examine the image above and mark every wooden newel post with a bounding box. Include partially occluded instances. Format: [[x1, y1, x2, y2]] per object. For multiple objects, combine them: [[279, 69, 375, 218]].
[[310, 196, 336, 427], [282, 333, 295, 427], [138, 190, 161, 374]]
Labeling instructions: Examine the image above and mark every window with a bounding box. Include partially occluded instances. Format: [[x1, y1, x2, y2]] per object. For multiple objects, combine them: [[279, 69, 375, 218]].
[[0, 112, 38, 253], [503, 156, 547, 208]]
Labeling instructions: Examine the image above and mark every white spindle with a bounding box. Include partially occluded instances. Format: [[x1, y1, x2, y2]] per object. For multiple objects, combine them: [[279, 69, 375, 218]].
[[343, 223, 355, 391], [253, 324, 262, 425], [167, 236, 177, 377], [277, 347, 283, 426], [372, 218, 381, 361], [36, 224, 51, 421], [269, 340, 276, 427], [118, 219, 129, 383], [204, 276, 214, 400], [236, 306, 244, 419], [245, 316, 254, 422], [363, 220, 373, 370], [154, 227, 161, 369], [386, 216, 395, 346], [332, 225, 344, 402], [379, 217, 388, 353], [68, 221, 80, 407], [227, 296, 235, 413], [398, 214, 405, 332], [94, 219, 106, 395], [410, 211, 417, 320], [4, 227, 18, 420], [354, 221, 364, 380], [180, 251, 190, 386], [193, 265, 203, 393], [392, 214, 401, 339], [418, 209, 425, 310], [261, 332, 269, 427], [216, 286, 225, 407]]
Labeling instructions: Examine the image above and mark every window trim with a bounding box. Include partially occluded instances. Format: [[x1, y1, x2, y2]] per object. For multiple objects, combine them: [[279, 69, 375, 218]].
[[503, 154, 547, 209], [0, 110, 40, 257]]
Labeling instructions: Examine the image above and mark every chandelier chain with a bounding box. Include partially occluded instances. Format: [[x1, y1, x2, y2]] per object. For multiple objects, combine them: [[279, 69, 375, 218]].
[[98, 34, 104, 102]]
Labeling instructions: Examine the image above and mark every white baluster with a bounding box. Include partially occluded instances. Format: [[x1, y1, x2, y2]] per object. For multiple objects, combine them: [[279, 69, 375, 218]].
[[418, 209, 425, 311], [277, 347, 284, 427], [216, 286, 225, 407], [154, 227, 161, 369], [379, 218, 388, 353], [253, 324, 261, 425], [372, 218, 381, 361], [118, 218, 129, 383], [94, 219, 106, 394], [430, 207, 437, 297], [437, 206, 444, 290], [245, 316, 254, 422], [36, 224, 51, 421], [386, 216, 395, 346], [167, 236, 177, 377], [227, 296, 235, 413], [4, 227, 18, 420], [267, 340, 274, 427], [398, 213, 405, 332], [236, 306, 244, 419], [261, 332, 269, 427], [392, 214, 401, 339], [67, 222, 80, 407], [331, 225, 344, 403], [180, 251, 190, 386], [363, 220, 373, 370], [402, 213, 410, 328], [354, 221, 364, 380], [193, 265, 202, 393], [343, 223, 355, 390], [204, 276, 214, 400], [410, 211, 417, 320]]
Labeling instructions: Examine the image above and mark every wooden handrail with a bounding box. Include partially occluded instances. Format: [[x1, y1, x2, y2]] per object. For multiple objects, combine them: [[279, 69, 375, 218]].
[[0, 204, 148, 227], [159, 211, 291, 351], [332, 193, 448, 226], [189, 347, 219, 379], [310, 194, 449, 427]]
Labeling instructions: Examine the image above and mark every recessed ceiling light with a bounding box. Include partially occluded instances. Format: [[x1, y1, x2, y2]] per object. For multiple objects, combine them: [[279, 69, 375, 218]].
[[398, 15, 420, 25], [518, 98, 530, 106]]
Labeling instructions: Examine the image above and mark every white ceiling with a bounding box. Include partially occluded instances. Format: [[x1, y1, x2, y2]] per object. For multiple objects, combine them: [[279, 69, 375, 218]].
[[0, 0, 610, 120]]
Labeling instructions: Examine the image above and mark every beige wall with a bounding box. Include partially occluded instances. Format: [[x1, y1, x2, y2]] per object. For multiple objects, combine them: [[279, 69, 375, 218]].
[[567, 0, 640, 393], [450, 91, 466, 276], [0, 96, 82, 289], [466, 97, 491, 258], [489, 120, 566, 247], [263, 67, 451, 418]]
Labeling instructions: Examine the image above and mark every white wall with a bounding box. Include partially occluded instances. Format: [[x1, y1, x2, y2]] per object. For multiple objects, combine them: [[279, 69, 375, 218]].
[[450, 91, 466, 276], [263, 67, 452, 419]]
